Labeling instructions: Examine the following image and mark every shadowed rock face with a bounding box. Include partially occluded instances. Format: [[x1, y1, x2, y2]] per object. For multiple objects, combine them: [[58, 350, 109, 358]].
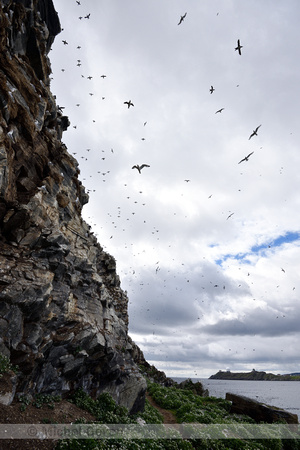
[[0, 0, 146, 413]]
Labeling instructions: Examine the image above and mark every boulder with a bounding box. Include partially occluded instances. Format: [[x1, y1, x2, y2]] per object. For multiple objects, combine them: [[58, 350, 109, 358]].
[[226, 392, 298, 424], [0, 372, 18, 406]]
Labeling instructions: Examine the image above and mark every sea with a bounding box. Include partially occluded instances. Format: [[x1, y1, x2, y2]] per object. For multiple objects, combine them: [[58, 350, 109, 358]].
[[172, 378, 300, 421]]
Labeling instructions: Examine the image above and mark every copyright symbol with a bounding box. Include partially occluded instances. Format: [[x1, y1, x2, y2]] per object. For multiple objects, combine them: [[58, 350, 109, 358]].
[[27, 426, 37, 437]]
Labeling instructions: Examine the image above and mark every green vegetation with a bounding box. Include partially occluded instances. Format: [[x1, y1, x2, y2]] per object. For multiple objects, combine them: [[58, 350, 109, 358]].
[[56, 388, 190, 450], [18, 393, 61, 412], [0, 353, 18, 377], [55, 381, 300, 450]]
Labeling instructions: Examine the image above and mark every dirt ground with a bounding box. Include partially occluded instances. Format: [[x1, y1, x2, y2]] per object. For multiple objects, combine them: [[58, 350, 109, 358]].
[[0, 398, 97, 450], [145, 393, 178, 424]]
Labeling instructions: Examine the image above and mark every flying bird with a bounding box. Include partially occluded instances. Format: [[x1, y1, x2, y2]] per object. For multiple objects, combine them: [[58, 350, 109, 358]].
[[62, 40, 68, 45], [235, 39, 243, 55], [178, 12, 187, 25], [210, 85, 215, 94], [238, 151, 254, 164], [101, 75, 106, 78], [249, 125, 262, 140], [132, 164, 150, 174], [215, 108, 224, 114], [226, 212, 234, 220], [124, 100, 134, 108]]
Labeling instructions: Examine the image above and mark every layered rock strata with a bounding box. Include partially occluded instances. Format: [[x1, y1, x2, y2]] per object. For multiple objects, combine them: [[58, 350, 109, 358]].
[[0, 0, 146, 413]]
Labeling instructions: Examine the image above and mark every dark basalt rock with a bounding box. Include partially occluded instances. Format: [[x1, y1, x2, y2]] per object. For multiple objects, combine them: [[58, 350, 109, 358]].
[[0, 0, 146, 413], [226, 393, 298, 424]]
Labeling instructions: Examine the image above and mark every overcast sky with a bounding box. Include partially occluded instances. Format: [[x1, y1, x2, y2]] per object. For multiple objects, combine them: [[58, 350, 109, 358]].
[[50, 0, 300, 378]]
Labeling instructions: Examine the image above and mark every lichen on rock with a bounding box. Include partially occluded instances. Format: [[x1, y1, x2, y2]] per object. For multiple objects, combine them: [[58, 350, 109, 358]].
[[0, 0, 146, 414]]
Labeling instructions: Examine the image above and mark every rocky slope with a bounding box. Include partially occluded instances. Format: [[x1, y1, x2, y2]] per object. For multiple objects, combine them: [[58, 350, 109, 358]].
[[0, 0, 146, 413]]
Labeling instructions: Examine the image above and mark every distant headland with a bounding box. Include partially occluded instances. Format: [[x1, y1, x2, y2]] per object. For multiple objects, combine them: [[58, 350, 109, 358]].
[[209, 369, 300, 381]]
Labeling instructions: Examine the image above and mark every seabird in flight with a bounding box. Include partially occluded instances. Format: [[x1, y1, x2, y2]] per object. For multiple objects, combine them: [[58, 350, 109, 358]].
[[132, 164, 150, 174], [210, 85, 215, 94], [235, 39, 243, 55], [249, 125, 262, 140], [238, 151, 254, 164], [124, 100, 134, 108], [178, 12, 187, 25], [215, 108, 224, 114]]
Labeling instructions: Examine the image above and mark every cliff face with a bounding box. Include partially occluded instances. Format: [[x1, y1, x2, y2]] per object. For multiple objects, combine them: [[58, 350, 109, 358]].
[[0, 0, 146, 413]]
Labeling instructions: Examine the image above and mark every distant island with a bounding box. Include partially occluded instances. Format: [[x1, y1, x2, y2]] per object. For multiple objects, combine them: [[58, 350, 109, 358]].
[[209, 369, 300, 381]]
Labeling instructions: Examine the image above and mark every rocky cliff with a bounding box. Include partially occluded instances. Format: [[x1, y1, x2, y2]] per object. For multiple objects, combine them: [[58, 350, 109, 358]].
[[0, 0, 146, 413]]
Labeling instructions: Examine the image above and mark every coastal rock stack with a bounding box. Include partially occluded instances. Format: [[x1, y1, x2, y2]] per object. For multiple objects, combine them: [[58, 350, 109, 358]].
[[0, 0, 146, 413]]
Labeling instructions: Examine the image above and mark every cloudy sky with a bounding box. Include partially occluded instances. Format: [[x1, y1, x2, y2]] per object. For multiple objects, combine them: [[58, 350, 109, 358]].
[[50, 0, 300, 378]]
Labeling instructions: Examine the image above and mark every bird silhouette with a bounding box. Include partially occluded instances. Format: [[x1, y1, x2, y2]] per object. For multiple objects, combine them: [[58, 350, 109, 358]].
[[178, 12, 187, 25], [238, 151, 254, 164], [249, 125, 261, 140], [132, 164, 150, 173], [124, 100, 134, 108], [210, 85, 215, 94], [215, 108, 224, 114], [226, 212, 234, 220], [235, 39, 243, 55]]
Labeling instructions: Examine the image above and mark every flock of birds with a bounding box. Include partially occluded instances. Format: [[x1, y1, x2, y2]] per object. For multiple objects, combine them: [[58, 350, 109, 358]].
[[52, 2, 296, 373], [59, 7, 262, 183], [54, 3, 286, 282]]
